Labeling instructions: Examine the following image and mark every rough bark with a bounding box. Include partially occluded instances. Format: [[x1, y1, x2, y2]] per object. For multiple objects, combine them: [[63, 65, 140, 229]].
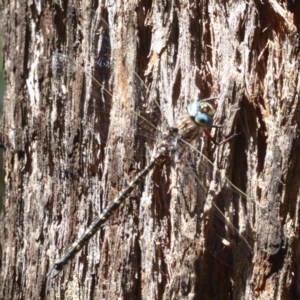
[[0, 1, 300, 300]]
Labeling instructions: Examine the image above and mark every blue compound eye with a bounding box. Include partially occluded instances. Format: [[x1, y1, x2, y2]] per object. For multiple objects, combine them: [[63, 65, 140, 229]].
[[194, 112, 213, 128], [187, 100, 215, 128]]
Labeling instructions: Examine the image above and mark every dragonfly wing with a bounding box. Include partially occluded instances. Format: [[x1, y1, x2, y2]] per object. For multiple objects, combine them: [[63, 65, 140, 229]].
[[173, 136, 254, 274]]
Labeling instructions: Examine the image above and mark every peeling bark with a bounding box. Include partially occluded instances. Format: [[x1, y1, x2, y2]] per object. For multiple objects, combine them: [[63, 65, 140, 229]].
[[0, 1, 300, 299]]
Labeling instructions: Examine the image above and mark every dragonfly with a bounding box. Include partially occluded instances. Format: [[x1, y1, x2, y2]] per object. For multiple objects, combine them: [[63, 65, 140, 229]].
[[41, 21, 254, 279]]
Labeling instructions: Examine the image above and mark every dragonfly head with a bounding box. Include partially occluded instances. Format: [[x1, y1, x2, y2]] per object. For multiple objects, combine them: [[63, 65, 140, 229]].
[[187, 100, 215, 129]]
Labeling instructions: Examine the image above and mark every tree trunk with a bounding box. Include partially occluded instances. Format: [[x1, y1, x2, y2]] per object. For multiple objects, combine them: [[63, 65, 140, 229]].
[[1, 1, 300, 299]]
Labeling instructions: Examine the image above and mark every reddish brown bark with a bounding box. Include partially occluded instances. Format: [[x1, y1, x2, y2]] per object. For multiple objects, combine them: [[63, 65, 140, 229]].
[[0, 1, 300, 299]]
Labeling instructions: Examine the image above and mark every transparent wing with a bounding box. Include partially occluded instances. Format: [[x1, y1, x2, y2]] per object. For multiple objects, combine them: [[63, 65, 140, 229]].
[[169, 138, 255, 275], [36, 16, 162, 151], [36, 17, 258, 276]]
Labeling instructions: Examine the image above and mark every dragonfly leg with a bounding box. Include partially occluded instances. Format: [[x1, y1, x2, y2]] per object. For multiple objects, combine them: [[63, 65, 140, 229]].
[[203, 128, 240, 146]]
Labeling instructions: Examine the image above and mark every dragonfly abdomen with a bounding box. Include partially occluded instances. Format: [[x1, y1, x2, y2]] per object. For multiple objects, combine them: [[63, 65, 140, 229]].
[[47, 98, 217, 278], [47, 149, 169, 278]]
